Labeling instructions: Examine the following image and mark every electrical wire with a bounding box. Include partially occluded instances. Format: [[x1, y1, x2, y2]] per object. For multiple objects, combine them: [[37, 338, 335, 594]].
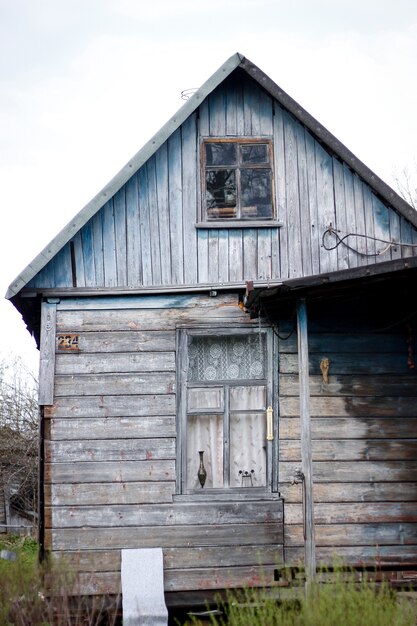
[[322, 226, 417, 257]]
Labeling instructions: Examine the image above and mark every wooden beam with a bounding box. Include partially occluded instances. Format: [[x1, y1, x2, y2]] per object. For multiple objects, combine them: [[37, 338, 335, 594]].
[[38, 301, 56, 405], [296, 298, 316, 578]]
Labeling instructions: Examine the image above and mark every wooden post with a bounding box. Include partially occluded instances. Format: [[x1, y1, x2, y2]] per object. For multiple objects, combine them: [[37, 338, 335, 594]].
[[296, 298, 316, 579], [38, 301, 57, 406]]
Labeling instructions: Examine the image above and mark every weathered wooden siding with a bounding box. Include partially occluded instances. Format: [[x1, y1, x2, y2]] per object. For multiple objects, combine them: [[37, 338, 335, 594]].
[[44, 293, 284, 595], [279, 310, 417, 569], [26, 72, 417, 292]]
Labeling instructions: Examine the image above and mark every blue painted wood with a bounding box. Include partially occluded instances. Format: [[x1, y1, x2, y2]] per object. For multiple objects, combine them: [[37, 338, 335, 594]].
[[81, 220, 96, 286], [25, 74, 417, 292], [73, 231, 86, 287], [138, 167, 152, 286], [102, 199, 117, 287], [126, 174, 142, 286], [333, 158, 349, 271], [168, 129, 184, 285], [53, 242, 73, 287], [181, 114, 198, 284], [92, 211, 105, 285], [114, 187, 127, 285], [147, 158, 162, 286], [155, 145, 171, 286]]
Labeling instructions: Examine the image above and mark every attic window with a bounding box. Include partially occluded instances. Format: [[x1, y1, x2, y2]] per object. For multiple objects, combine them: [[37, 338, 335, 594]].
[[202, 139, 275, 222]]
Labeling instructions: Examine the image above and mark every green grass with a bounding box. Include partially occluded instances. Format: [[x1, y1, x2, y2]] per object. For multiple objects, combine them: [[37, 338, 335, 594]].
[[186, 569, 415, 626], [0, 536, 119, 626]]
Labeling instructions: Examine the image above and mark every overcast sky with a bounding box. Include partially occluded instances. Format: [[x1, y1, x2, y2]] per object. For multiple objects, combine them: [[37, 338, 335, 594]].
[[2, 0, 417, 373]]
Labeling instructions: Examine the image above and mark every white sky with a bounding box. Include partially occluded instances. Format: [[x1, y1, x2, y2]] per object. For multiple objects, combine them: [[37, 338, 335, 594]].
[[1, 0, 417, 374]]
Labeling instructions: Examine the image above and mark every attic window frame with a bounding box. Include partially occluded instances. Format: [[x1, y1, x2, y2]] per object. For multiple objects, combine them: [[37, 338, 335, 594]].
[[198, 137, 282, 228]]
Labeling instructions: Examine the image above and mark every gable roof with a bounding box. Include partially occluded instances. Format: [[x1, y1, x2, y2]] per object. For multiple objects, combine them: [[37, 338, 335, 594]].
[[6, 52, 416, 300]]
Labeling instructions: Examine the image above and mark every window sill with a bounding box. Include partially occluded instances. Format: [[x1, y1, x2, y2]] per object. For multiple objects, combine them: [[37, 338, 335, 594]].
[[173, 489, 282, 502], [196, 221, 283, 229]]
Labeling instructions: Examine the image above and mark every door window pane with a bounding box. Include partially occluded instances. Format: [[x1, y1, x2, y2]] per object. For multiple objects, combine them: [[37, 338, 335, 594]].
[[188, 334, 266, 382], [187, 414, 223, 489], [230, 412, 266, 487], [229, 385, 266, 411]]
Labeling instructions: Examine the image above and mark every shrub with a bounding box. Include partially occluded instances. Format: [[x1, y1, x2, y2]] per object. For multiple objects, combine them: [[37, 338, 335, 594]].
[[0, 537, 119, 626]]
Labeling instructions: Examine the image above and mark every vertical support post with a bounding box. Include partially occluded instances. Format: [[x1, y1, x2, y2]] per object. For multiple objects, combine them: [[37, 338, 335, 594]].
[[38, 301, 56, 406], [296, 298, 316, 579]]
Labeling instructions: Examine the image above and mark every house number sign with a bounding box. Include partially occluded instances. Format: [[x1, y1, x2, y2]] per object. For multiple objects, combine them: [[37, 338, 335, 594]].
[[57, 333, 79, 350]]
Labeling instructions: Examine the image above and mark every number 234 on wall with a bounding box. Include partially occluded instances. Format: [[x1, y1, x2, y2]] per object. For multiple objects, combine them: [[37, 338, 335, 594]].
[[56, 334, 79, 350]]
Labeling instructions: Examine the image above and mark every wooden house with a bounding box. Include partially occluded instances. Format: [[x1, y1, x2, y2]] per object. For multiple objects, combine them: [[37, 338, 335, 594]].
[[6, 53, 417, 606]]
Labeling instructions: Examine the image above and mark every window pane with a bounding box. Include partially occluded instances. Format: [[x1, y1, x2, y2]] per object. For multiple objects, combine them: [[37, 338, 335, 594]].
[[240, 143, 269, 164], [230, 385, 266, 411], [188, 334, 266, 382], [205, 142, 237, 166], [206, 170, 237, 217], [230, 412, 266, 487], [187, 414, 223, 489], [241, 169, 273, 218], [188, 387, 223, 411]]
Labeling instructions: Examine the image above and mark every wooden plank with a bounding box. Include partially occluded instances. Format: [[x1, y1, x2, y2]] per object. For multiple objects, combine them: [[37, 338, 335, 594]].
[[55, 351, 175, 375], [58, 544, 283, 573], [273, 104, 288, 278], [208, 230, 219, 282], [286, 544, 417, 566], [228, 230, 243, 282], [113, 187, 127, 285], [48, 500, 283, 529], [353, 174, 367, 265], [138, 166, 153, 286], [257, 228, 272, 280], [279, 352, 416, 374], [92, 210, 105, 286], [225, 84, 237, 135], [389, 201, 402, 261], [197, 229, 209, 283], [305, 131, 320, 275], [125, 174, 142, 286], [284, 113, 302, 278], [146, 157, 162, 285], [102, 199, 118, 287], [39, 301, 56, 405], [258, 87, 273, 136], [181, 113, 198, 284], [45, 437, 176, 463], [56, 303, 247, 332], [279, 460, 417, 483], [363, 183, 376, 262], [296, 299, 315, 577], [45, 394, 175, 418], [47, 521, 284, 551], [54, 372, 175, 396], [73, 564, 283, 595], [285, 502, 417, 525], [333, 157, 349, 270], [280, 374, 417, 397], [45, 459, 176, 484], [209, 86, 226, 136], [279, 416, 417, 439], [80, 220, 96, 286], [46, 481, 175, 506], [372, 195, 392, 264], [155, 143, 172, 285], [280, 438, 417, 462], [316, 142, 336, 273], [280, 332, 411, 354], [56, 292, 237, 310], [285, 522, 417, 546], [168, 128, 184, 284], [53, 243, 73, 287], [72, 231, 86, 287], [48, 416, 176, 440], [55, 330, 175, 353], [296, 125, 312, 276], [280, 395, 417, 418], [281, 481, 417, 503], [243, 228, 257, 280], [218, 230, 229, 283]]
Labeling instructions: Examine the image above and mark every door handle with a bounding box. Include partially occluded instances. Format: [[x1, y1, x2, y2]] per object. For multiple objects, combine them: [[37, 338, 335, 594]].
[[266, 406, 274, 441]]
